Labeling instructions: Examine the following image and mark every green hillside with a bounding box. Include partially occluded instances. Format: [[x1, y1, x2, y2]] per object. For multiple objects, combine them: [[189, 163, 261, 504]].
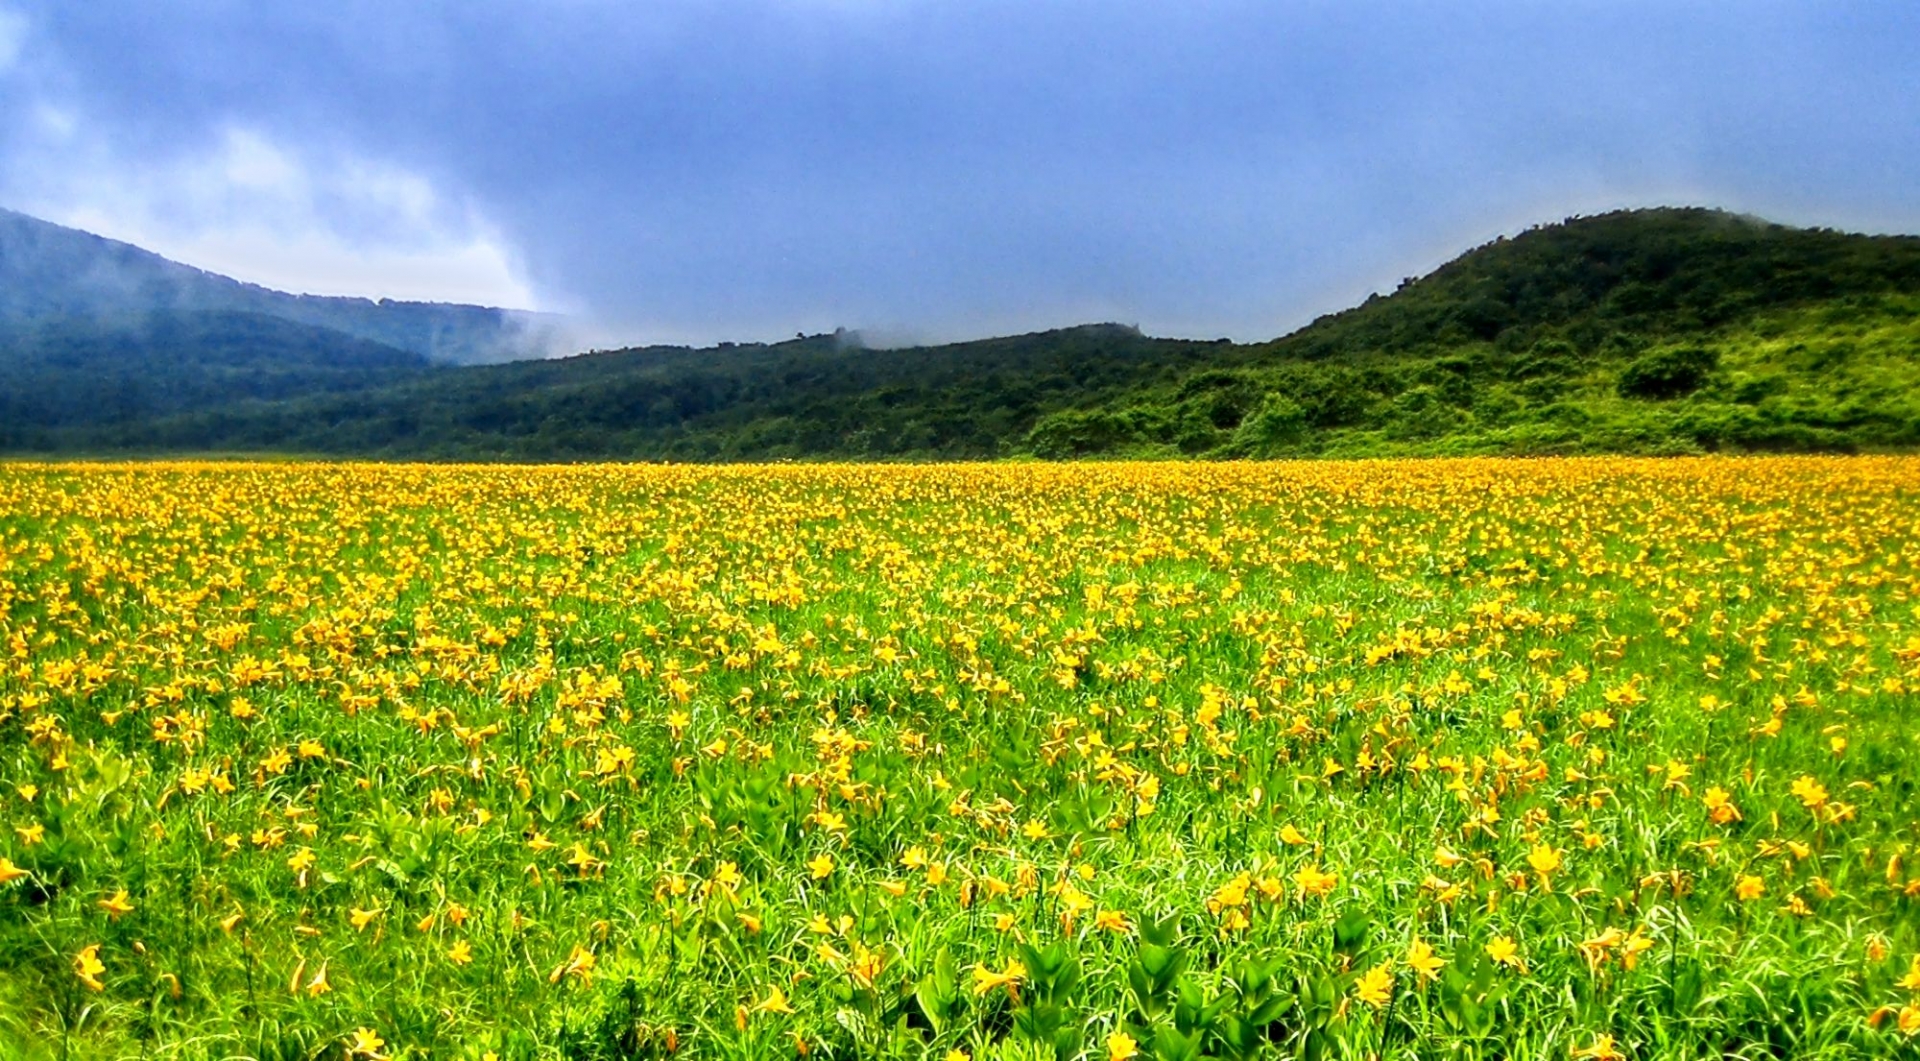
[[1032, 208, 1920, 457], [0, 311, 430, 450], [10, 207, 1920, 459]]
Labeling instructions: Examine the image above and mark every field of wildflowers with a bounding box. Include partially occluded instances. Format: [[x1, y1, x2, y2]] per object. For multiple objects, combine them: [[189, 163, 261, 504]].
[[0, 458, 1916, 1059]]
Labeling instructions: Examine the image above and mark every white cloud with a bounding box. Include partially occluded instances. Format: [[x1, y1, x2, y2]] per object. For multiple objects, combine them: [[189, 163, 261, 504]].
[[216, 128, 304, 193], [146, 223, 537, 307], [3, 106, 543, 309]]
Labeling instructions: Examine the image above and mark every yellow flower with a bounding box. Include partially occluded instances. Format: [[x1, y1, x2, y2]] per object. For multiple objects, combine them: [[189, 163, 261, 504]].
[[74, 944, 106, 992], [350, 906, 384, 931], [849, 943, 884, 989], [1527, 843, 1563, 879], [1485, 936, 1524, 972], [1736, 875, 1765, 901], [1056, 883, 1094, 931], [1898, 955, 1920, 993], [346, 1027, 387, 1059], [970, 959, 1026, 996], [1406, 937, 1445, 982], [98, 889, 136, 920], [1701, 786, 1741, 825], [1094, 909, 1132, 933], [1621, 929, 1654, 970], [811, 810, 847, 834], [449, 940, 474, 965], [1210, 873, 1251, 911], [0, 858, 28, 886], [1107, 1030, 1141, 1060], [1577, 927, 1624, 973], [1789, 775, 1828, 810], [1354, 961, 1394, 1008], [754, 985, 796, 1014], [566, 843, 601, 874], [1571, 1034, 1626, 1060], [551, 944, 596, 985], [1279, 824, 1310, 846], [808, 853, 834, 880], [1294, 865, 1338, 899]]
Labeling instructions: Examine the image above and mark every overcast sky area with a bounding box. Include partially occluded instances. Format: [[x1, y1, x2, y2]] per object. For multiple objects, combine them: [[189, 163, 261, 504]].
[[1, 2, 1916, 349]]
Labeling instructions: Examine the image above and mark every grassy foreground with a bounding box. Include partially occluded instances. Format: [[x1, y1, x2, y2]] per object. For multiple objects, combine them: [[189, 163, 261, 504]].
[[0, 458, 1917, 1059]]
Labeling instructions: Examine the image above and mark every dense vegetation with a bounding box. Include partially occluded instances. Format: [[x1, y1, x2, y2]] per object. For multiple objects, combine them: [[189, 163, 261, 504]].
[[2, 458, 1918, 1059], [104, 325, 1225, 460], [0, 312, 430, 449], [1033, 208, 1920, 459], [4, 207, 1918, 459]]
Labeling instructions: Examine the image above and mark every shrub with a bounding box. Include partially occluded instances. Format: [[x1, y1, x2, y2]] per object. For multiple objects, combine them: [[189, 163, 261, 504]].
[[1617, 346, 1719, 400]]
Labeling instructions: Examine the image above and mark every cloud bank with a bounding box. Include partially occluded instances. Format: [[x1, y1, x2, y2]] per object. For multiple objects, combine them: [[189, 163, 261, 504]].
[[1, 1, 1915, 347]]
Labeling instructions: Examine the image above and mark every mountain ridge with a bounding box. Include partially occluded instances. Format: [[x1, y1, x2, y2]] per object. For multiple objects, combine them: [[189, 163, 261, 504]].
[[0, 208, 563, 365]]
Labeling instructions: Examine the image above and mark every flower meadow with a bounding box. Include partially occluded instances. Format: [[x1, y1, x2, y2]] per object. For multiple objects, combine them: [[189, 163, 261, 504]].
[[0, 458, 1917, 1060]]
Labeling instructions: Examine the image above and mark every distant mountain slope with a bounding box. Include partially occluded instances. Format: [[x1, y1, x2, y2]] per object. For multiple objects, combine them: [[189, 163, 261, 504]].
[[0, 311, 431, 449], [0, 208, 559, 365], [7, 206, 1919, 459]]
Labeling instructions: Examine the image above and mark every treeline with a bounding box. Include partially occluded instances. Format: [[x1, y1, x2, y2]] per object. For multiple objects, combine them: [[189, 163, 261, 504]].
[[80, 325, 1225, 460]]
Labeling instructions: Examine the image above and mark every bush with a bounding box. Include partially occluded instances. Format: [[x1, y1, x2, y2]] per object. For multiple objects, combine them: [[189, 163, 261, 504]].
[[1026, 407, 1169, 458], [1233, 394, 1309, 452], [1617, 346, 1719, 400]]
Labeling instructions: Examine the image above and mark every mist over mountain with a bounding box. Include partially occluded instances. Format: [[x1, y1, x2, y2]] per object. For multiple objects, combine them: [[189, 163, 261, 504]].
[[0, 209, 567, 366]]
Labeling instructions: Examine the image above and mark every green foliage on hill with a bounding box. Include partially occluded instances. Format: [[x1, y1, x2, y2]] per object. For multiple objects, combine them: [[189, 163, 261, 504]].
[[0, 311, 429, 450], [101, 325, 1226, 459], [7, 207, 1920, 459], [1026, 208, 1920, 458]]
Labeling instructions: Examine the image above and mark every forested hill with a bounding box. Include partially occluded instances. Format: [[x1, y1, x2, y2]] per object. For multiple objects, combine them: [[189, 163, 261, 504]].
[[11, 207, 1920, 459], [1028, 207, 1920, 457]]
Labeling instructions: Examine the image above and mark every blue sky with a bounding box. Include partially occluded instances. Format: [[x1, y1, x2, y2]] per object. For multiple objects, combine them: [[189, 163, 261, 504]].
[[1, 2, 1915, 347]]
